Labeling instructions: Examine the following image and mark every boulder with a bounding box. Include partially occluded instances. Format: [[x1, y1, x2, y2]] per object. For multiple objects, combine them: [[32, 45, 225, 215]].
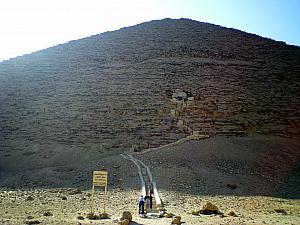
[[121, 211, 132, 221], [199, 202, 219, 215], [171, 216, 182, 225], [119, 219, 129, 225]]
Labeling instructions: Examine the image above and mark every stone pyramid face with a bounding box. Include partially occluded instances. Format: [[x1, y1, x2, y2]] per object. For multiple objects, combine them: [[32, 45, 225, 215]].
[[0, 18, 299, 154]]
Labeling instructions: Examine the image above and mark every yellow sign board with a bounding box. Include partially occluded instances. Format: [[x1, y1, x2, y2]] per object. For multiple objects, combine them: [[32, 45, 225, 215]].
[[91, 170, 108, 213], [93, 171, 108, 186]]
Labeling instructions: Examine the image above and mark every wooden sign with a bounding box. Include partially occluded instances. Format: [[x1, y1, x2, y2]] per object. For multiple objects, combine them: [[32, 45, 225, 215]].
[[91, 170, 108, 213], [93, 171, 108, 186]]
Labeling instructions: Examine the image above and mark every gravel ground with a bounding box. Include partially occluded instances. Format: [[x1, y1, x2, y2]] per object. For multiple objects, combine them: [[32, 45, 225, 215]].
[[0, 189, 299, 225]]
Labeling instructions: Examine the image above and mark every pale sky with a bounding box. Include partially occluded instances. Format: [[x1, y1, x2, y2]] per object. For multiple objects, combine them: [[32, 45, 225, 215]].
[[0, 0, 299, 62]]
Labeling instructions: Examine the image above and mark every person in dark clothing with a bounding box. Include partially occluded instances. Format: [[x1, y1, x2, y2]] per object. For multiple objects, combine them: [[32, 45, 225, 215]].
[[138, 195, 145, 214], [149, 194, 153, 209], [145, 193, 153, 209]]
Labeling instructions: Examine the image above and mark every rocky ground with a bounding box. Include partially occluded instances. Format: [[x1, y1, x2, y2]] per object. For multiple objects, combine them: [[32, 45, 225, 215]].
[[0, 189, 299, 225], [0, 135, 299, 224]]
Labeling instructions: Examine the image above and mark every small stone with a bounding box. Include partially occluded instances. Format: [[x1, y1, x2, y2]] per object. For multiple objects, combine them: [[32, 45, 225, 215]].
[[43, 211, 53, 217], [77, 215, 84, 220], [274, 209, 287, 215], [61, 196, 67, 200], [191, 210, 200, 216], [164, 212, 175, 218], [25, 220, 40, 224], [99, 212, 110, 219], [86, 212, 97, 220], [26, 196, 34, 201], [68, 188, 82, 195], [228, 211, 238, 217]]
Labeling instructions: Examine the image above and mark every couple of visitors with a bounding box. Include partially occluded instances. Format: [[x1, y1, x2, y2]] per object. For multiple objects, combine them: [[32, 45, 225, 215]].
[[138, 192, 153, 214]]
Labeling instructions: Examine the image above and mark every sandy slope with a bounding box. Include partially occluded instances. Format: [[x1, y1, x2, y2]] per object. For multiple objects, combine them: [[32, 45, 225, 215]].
[[135, 135, 300, 197]]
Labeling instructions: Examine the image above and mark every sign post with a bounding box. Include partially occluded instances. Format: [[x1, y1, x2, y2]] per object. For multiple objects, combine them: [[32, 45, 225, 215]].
[[91, 170, 108, 213]]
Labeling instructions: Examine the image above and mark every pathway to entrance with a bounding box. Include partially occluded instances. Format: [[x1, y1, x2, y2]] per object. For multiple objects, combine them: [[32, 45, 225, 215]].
[[120, 153, 163, 217]]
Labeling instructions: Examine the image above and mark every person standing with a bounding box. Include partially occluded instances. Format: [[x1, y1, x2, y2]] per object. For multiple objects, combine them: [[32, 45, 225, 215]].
[[149, 193, 153, 209], [145, 195, 150, 209], [138, 195, 145, 214]]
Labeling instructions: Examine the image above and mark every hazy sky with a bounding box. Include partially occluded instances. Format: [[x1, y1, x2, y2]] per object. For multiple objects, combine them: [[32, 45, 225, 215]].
[[0, 0, 299, 62]]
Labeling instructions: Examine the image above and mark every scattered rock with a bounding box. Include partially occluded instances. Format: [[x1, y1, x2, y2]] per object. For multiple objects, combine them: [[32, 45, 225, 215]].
[[165, 212, 175, 218], [26, 215, 34, 220], [61, 196, 67, 200], [68, 188, 82, 195], [86, 212, 110, 220], [86, 212, 97, 220], [43, 211, 53, 217], [77, 215, 84, 220], [191, 210, 200, 216], [24, 220, 40, 225], [99, 212, 110, 219], [171, 216, 182, 224], [274, 209, 287, 215], [199, 202, 219, 215], [25, 196, 34, 201], [228, 211, 238, 217], [120, 211, 132, 221]]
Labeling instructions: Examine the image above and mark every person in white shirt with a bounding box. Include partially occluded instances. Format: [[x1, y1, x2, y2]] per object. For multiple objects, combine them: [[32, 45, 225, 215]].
[[139, 195, 145, 214]]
